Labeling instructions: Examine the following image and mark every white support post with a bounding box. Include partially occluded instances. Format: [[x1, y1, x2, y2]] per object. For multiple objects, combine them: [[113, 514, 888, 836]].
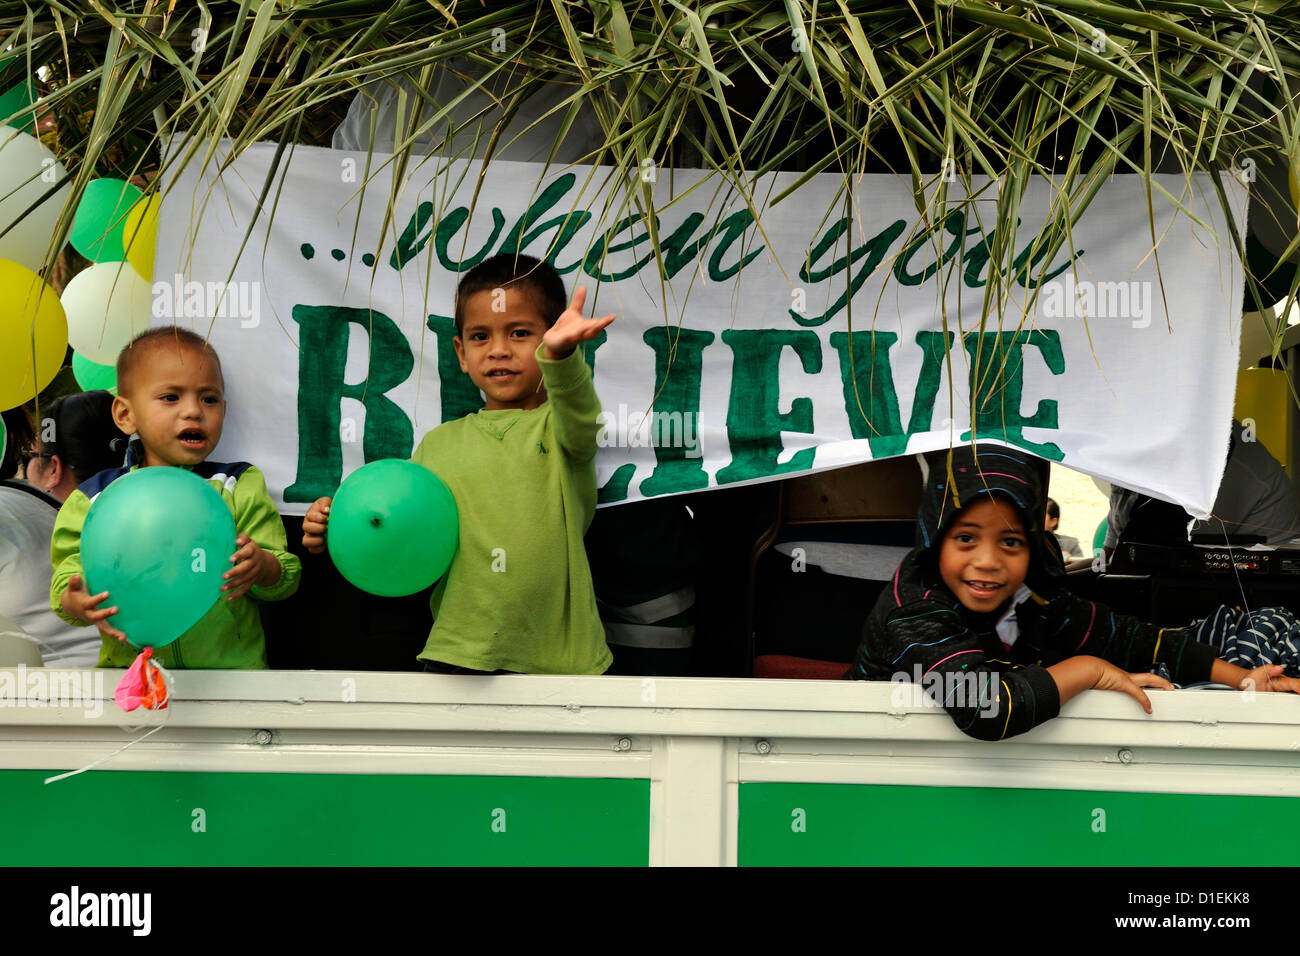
[[649, 735, 734, 866]]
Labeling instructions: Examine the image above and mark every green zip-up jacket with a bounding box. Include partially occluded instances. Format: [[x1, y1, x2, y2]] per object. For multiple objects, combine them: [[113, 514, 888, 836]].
[[410, 344, 611, 674], [49, 456, 301, 669]]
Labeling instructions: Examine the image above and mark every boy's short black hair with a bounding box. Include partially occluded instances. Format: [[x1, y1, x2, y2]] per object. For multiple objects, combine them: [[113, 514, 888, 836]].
[[116, 327, 224, 397], [454, 253, 567, 334], [1045, 497, 1060, 520]]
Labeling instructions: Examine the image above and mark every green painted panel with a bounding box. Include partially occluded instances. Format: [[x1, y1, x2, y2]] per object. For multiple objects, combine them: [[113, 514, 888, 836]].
[[0, 770, 648, 866], [740, 782, 1300, 866]]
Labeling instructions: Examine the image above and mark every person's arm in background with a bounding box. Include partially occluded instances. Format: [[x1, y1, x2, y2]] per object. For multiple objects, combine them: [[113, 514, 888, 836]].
[[1059, 589, 1249, 690], [1209, 659, 1300, 694], [1101, 485, 1139, 561]]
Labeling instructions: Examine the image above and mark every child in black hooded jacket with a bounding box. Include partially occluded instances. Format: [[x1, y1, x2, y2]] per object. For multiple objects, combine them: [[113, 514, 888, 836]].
[[848, 443, 1300, 740]]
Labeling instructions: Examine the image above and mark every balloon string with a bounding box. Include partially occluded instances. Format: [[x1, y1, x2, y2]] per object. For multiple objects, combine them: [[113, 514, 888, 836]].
[[44, 656, 176, 786]]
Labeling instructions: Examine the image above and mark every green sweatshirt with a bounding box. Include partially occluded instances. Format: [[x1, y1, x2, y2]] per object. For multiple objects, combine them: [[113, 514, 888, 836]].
[[410, 345, 611, 674], [49, 459, 301, 669]]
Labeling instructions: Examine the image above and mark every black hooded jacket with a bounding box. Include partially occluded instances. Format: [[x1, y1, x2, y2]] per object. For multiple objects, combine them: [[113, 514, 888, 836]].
[[847, 444, 1219, 740]]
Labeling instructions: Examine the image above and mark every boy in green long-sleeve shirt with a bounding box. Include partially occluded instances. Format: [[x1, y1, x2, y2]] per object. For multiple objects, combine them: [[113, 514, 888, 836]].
[[51, 328, 301, 668], [303, 254, 615, 674]]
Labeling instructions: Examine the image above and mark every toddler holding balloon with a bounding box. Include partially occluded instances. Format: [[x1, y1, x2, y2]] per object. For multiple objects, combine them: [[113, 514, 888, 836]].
[[50, 328, 301, 668], [303, 254, 614, 675]]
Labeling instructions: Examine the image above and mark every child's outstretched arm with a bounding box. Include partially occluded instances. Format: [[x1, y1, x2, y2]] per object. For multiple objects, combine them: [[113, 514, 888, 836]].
[[542, 286, 615, 360], [302, 496, 331, 553], [1048, 591, 1221, 689], [1047, 655, 1175, 713], [538, 286, 614, 459]]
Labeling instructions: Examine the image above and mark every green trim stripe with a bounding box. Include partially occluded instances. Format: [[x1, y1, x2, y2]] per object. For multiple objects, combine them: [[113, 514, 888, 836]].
[[740, 782, 1300, 866], [0, 770, 649, 866]]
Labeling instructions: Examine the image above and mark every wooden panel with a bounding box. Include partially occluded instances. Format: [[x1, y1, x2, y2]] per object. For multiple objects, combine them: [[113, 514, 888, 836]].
[[782, 457, 923, 523]]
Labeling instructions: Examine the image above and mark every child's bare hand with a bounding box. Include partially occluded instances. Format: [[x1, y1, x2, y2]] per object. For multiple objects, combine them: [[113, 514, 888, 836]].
[[222, 533, 278, 601], [542, 286, 615, 360], [61, 573, 127, 643], [302, 496, 332, 553], [1092, 659, 1174, 714], [1239, 664, 1300, 695]]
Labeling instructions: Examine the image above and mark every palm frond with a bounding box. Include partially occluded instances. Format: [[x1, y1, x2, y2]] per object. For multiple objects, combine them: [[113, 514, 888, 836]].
[[1, 0, 1296, 329]]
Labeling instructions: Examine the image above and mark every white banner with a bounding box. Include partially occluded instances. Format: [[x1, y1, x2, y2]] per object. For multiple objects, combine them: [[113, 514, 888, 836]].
[[154, 144, 1247, 517]]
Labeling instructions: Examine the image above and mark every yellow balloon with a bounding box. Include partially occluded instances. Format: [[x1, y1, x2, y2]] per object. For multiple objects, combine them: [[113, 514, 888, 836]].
[[0, 259, 67, 410], [123, 194, 159, 282]]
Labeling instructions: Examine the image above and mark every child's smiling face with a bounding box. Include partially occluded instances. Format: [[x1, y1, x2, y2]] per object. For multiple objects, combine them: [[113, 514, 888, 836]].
[[454, 286, 550, 411], [938, 496, 1030, 613]]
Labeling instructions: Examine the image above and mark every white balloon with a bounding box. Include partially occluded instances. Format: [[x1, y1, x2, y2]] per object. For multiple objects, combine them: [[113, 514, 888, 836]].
[[61, 261, 153, 365], [0, 126, 70, 272]]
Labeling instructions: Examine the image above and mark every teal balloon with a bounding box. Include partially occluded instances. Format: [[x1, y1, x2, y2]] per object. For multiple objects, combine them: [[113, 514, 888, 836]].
[[81, 468, 236, 648], [69, 179, 143, 263], [328, 459, 458, 596], [72, 351, 118, 393]]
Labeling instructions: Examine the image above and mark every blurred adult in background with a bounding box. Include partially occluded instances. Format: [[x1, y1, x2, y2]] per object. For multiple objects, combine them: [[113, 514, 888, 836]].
[[1106, 419, 1300, 558], [0, 392, 126, 666]]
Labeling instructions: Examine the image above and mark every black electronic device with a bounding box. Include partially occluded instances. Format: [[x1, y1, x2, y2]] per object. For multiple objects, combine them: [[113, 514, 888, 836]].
[[1112, 541, 1300, 577]]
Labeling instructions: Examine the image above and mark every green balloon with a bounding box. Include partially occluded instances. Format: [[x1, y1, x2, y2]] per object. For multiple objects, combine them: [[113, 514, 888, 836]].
[[328, 459, 459, 596], [0, 57, 36, 133], [72, 351, 118, 393], [81, 467, 236, 648], [0, 80, 35, 134], [69, 178, 143, 263]]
